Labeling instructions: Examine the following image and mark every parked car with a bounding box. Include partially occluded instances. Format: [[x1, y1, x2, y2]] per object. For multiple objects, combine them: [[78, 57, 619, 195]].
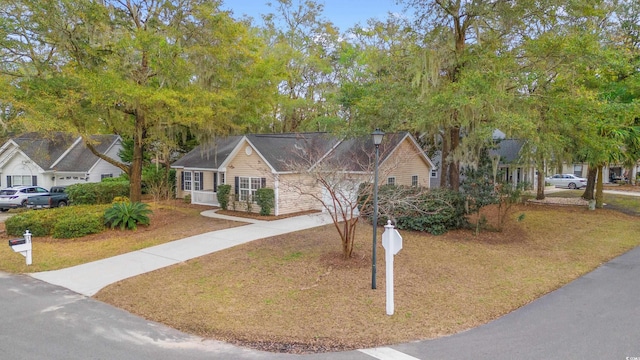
[[545, 174, 588, 189], [0, 186, 50, 211], [26, 186, 69, 209]]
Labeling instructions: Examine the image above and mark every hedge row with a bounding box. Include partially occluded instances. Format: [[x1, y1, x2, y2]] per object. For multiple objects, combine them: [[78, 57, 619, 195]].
[[6, 205, 109, 238], [66, 181, 129, 205]]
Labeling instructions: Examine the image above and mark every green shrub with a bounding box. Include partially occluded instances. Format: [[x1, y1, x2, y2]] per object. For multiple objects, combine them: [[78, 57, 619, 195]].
[[217, 184, 231, 210], [104, 202, 152, 230], [112, 196, 130, 204], [67, 181, 129, 205], [143, 165, 175, 200], [256, 188, 275, 216], [102, 173, 129, 182], [5, 211, 56, 237], [52, 211, 105, 238], [5, 206, 108, 237]]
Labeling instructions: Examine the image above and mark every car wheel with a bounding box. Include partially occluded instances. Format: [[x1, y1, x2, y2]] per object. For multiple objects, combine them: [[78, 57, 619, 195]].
[[0, 209, 8, 212], [568, 182, 576, 189], [58, 201, 67, 207], [21, 199, 28, 207]]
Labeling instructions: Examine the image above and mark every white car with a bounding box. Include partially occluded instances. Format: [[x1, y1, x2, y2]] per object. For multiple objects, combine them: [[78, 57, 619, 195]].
[[545, 174, 587, 189], [0, 186, 49, 211]]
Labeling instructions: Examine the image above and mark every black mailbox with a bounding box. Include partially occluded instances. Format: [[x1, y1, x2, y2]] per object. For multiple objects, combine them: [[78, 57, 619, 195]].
[[9, 238, 26, 246]]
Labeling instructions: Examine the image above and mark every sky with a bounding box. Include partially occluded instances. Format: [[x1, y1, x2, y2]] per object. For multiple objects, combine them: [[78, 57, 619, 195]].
[[221, 0, 405, 32]]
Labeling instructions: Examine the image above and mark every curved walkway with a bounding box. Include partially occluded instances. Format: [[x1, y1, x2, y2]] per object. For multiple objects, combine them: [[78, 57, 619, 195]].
[[30, 210, 333, 296]]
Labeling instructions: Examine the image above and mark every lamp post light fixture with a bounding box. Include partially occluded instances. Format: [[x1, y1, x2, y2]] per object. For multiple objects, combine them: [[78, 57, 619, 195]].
[[371, 128, 384, 289]]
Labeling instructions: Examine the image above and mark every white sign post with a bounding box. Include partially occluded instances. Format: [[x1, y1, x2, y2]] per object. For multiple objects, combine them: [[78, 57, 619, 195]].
[[381, 220, 402, 315], [9, 230, 32, 265]]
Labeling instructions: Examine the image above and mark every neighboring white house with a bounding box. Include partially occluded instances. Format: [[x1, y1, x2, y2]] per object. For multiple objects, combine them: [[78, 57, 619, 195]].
[[0, 133, 125, 189]]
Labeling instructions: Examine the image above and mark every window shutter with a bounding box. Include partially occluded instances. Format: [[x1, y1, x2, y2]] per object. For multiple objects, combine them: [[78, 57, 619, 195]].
[[32, 176, 37, 186], [261, 177, 266, 188], [6, 176, 11, 188], [234, 176, 239, 195], [180, 171, 184, 190], [199, 172, 203, 190], [213, 172, 218, 192]]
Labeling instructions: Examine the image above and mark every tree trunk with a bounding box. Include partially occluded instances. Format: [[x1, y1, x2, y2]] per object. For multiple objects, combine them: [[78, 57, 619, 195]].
[[581, 166, 597, 200], [130, 113, 146, 202], [440, 129, 450, 188], [449, 126, 461, 191], [595, 165, 604, 208], [536, 165, 545, 200]]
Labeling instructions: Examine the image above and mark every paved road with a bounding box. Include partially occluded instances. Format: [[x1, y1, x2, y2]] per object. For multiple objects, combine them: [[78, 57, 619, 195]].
[[3, 246, 640, 359], [0, 272, 294, 360], [4, 191, 640, 359]]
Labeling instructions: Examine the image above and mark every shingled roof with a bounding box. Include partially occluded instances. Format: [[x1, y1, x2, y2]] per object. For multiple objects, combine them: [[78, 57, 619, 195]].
[[489, 139, 525, 164], [172, 136, 243, 169], [327, 132, 409, 172], [11, 132, 121, 171], [246, 132, 340, 172], [172, 131, 428, 173]]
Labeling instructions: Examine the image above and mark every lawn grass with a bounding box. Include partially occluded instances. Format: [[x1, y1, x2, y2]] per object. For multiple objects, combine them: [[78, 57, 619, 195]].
[[94, 204, 640, 353], [0, 201, 244, 273], [547, 189, 640, 215]]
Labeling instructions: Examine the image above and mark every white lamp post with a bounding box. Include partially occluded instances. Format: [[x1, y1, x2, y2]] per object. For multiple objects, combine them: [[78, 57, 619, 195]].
[[371, 128, 384, 289]]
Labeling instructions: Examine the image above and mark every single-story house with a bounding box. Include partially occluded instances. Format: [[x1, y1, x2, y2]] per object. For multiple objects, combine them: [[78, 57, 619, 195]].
[[0, 132, 124, 189], [489, 134, 636, 188], [489, 138, 538, 188], [171, 132, 435, 216]]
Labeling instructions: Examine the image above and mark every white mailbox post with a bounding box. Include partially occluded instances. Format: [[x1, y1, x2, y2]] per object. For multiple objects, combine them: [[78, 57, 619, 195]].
[[8, 230, 32, 265], [382, 220, 402, 315]]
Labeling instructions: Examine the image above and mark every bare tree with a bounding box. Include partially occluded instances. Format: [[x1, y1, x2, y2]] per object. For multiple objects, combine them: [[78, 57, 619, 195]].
[[279, 133, 432, 259]]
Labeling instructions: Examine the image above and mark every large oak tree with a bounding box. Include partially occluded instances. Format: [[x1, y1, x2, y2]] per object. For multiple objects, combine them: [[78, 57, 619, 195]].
[[0, 0, 272, 200]]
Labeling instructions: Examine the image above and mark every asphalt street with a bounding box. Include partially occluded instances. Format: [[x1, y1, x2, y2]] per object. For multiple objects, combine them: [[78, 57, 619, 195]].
[[3, 189, 640, 359], [2, 245, 640, 359], [0, 272, 295, 360]]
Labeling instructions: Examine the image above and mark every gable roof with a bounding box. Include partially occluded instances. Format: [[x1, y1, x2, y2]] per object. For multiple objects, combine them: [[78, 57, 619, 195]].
[[490, 139, 524, 164], [171, 131, 433, 173], [246, 133, 339, 172], [53, 135, 122, 172], [172, 136, 243, 169], [7, 132, 121, 172], [330, 132, 435, 171]]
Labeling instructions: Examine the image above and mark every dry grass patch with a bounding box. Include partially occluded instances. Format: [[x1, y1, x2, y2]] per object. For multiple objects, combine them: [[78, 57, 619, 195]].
[[95, 205, 640, 353], [0, 200, 244, 273]]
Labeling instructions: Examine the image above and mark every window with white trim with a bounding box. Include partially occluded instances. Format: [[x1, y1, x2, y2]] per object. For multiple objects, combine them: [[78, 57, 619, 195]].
[[431, 169, 438, 178], [387, 177, 396, 186], [101, 174, 113, 180], [239, 176, 263, 201], [194, 172, 202, 191], [11, 175, 32, 186], [183, 171, 192, 191], [411, 175, 418, 187]]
